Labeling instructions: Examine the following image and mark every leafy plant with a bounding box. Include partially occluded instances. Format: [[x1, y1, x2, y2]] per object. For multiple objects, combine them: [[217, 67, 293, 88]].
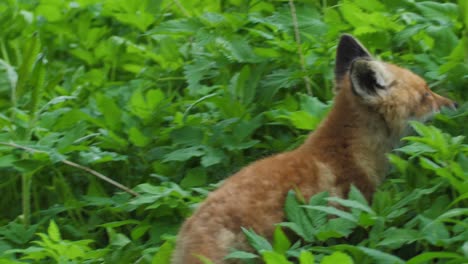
[[0, 0, 466, 263]]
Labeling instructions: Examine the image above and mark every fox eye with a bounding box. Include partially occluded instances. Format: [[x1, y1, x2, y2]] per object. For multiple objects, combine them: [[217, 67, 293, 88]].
[[420, 92, 431, 103]]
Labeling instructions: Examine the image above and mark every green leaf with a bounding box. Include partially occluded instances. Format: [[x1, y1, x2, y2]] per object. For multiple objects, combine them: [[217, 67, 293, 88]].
[[299, 251, 314, 264], [316, 218, 356, 240], [407, 252, 464, 264], [225, 251, 258, 260], [287, 111, 320, 130], [201, 147, 225, 167], [152, 241, 174, 264], [129, 88, 165, 121], [262, 251, 291, 264], [99, 220, 139, 228], [303, 205, 358, 223], [129, 127, 151, 147], [95, 93, 122, 130], [242, 228, 272, 252], [170, 126, 204, 145], [0, 59, 18, 90], [357, 247, 405, 264], [272, 226, 290, 254], [283, 191, 315, 241], [420, 216, 450, 244], [435, 208, 468, 222], [47, 220, 61, 242], [0, 154, 17, 168], [326, 197, 374, 215], [162, 146, 205, 162], [377, 228, 421, 249], [180, 168, 207, 188], [320, 251, 353, 264]]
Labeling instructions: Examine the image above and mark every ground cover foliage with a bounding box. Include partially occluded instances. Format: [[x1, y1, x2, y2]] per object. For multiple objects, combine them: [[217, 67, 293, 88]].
[[0, 0, 466, 263]]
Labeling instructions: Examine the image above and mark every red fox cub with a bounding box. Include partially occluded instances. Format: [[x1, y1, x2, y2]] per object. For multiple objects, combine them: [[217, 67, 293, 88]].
[[172, 34, 457, 264]]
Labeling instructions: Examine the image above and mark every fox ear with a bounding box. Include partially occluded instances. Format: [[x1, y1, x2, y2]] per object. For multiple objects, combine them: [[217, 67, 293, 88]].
[[335, 34, 372, 83], [350, 59, 393, 100]]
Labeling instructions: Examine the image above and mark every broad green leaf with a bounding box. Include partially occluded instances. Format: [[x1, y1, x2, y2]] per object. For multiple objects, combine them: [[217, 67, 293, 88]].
[[129, 127, 151, 147], [180, 168, 207, 188], [162, 146, 205, 162], [47, 220, 61, 242], [170, 126, 204, 145], [320, 251, 353, 264], [272, 226, 290, 254], [287, 111, 320, 130], [95, 93, 122, 130], [262, 251, 291, 264], [152, 241, 174, 264], [129, 88, 165, 121], [201, 147, 224, 167], [407, 252, 464, 264], [299, 251, 314, 264], [0, 154, 17, 168]]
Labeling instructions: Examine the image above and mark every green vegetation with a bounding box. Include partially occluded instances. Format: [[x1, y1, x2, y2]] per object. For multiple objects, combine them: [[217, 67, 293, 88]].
[[0, 0, 466, 263]]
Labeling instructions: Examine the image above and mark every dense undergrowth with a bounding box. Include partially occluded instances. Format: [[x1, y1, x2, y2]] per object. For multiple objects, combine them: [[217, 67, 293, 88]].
[[0, 0, 466, 263]]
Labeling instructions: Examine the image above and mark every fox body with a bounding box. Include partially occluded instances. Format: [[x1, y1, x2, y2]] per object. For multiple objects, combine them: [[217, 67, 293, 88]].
[[172, 35, 456, 264]]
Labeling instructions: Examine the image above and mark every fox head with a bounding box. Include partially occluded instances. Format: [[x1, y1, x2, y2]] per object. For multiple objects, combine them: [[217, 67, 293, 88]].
[[334, 34, 457, 136]]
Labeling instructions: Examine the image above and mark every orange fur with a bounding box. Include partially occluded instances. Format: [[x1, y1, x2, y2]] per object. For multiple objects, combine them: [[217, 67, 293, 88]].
[[172, 34, 456, 264]]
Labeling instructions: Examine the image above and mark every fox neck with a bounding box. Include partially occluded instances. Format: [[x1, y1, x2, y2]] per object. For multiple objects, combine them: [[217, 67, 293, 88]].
[[301, 85, 401, 187]]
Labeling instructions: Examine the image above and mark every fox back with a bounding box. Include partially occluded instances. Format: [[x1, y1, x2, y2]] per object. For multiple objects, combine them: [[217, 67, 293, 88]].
[[172, 34, 456, 264]]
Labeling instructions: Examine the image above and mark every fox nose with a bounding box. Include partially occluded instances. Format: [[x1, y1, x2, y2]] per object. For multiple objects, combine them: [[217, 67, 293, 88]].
[[453, 101, 458, 109]]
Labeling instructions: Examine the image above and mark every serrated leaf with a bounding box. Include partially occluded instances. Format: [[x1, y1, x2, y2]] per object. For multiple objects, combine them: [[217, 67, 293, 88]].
[[225, 251, 259, 260], [303, 205, 357, 223], [316, 218, 356, 240], [47, 220, 61, 242], [326, 197, 374, 215], [284, 191, 314, 241], [242, 228, 272, 252], [357, 247, 405, 264], [377, 227, 421, 249]]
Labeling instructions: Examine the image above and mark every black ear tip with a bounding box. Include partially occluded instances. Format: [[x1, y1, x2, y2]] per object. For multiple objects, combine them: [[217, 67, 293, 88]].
[[335, 33, 372, 83], [338, 34, 362, 48], [339, 34, 356, 42]]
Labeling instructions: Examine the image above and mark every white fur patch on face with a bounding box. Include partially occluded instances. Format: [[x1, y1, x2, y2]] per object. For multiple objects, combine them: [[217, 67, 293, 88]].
[[370, 61, 394, 88]]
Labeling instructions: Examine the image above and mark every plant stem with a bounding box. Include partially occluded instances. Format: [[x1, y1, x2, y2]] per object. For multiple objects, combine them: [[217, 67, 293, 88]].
[[173, 0, 190, 17], [22, 173, 32, 228], [0, 39, 11, 64], [0, 142, 140, 197], [289, 0, 312, 95]]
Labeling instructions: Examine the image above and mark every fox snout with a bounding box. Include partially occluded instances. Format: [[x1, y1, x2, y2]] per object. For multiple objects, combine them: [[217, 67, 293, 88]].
[[432, 92, 458, 112]]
